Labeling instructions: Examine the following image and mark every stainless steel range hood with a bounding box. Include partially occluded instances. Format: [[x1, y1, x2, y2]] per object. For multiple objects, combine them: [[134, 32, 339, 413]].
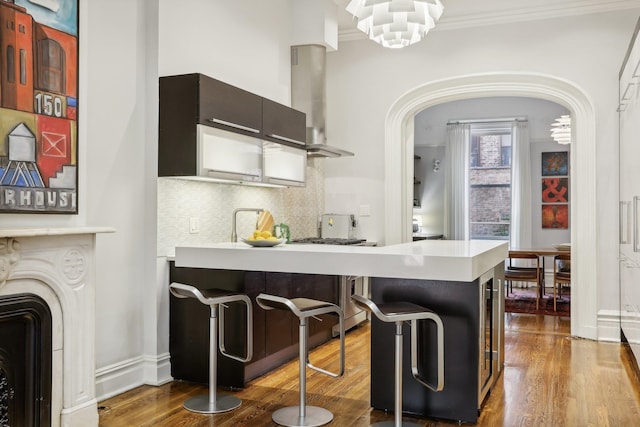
[[291, 44, 354, 158]]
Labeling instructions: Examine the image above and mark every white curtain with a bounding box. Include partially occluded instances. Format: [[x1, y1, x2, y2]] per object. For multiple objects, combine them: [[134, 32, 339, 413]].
[[444, 123, 470, 240], [510, 121, 532, 249]]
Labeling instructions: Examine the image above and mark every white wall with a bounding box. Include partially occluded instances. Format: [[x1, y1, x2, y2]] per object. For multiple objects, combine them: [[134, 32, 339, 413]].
[[86, 0, 155, 397], [325, 11, 640, 326], [158, 0, 293, 105], [1, 0, 158, 399], [414, 97, 570, 147]]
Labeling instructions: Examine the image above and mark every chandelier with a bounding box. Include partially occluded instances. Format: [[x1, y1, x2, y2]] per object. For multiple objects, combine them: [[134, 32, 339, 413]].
[[346, 0, 444, 49], [550, 115, 571, 144]]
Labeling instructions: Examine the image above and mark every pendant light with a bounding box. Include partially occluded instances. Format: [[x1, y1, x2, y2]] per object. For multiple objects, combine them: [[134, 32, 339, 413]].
[[550, 115, 571, 144], [346, 0, 444, 49]]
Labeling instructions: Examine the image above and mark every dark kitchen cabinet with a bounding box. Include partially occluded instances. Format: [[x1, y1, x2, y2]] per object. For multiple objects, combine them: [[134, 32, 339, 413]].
[[159, 73, 307, 186], [265, 272, 339, 351], [198, 75, 262, 134], [158, 73, 262, 177], [262, 98, 306, 147], [369, 264, 504, 424], [169, 264, 338, 388]]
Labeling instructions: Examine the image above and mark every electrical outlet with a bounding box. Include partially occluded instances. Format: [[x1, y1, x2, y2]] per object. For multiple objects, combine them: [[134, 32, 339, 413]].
[[359, 204, 371, 217], [189, 217, 200, 234]]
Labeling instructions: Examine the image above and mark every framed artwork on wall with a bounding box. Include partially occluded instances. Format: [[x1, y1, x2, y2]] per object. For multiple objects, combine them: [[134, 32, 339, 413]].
[[541, 150, 569, 229], [0, 0, 79, 213], [541, 204, 569, 229], [542, 177, 569, 203], [541, 151, 568, 176]]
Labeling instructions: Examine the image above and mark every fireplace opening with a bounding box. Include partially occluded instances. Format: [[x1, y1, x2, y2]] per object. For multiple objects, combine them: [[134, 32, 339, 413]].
[[0, 294, 52, 427]]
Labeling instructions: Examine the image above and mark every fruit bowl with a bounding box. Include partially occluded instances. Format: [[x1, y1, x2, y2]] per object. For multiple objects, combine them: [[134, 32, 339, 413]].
[[241, 238, 285, 247]]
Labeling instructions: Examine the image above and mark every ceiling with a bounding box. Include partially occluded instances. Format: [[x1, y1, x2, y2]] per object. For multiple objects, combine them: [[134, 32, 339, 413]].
[[335, 0, 640, 41]]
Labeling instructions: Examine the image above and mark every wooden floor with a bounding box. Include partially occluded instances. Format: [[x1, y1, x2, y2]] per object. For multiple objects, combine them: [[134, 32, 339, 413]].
[[98, 313, 640, 426]]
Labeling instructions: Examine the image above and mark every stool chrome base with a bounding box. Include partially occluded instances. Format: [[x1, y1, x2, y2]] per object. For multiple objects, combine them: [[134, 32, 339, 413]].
[[371, 421, 423, 427], [183, 393, 241, 414], [272, 405, 334, 427]]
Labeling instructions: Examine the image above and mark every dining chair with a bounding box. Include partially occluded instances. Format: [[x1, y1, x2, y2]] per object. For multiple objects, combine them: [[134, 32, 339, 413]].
[[553, 253, 571, 311], [505, 252, 542, 309]]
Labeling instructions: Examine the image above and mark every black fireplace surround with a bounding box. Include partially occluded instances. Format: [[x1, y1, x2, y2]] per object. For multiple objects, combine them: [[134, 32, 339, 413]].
[[0, 294, 52, 427]]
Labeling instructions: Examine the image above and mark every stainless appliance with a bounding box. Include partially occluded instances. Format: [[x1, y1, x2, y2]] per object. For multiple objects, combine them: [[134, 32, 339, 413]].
[[291, 45, 354, 158], [320, 213, 356, 239], [290, 213, 367, 334], [333, 275, 368, 337]]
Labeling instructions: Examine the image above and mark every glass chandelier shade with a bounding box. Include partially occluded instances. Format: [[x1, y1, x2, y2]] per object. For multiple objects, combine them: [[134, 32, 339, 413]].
[[550, 115, 571, 144], [346, 0, 444, 49]]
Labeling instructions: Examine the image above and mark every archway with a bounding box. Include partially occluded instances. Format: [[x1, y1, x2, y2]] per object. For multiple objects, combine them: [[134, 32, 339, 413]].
[[384, 73, 596, 339]]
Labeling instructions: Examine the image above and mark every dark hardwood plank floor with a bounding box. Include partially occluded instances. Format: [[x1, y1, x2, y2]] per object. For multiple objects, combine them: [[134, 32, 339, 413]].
[[98, 313, 640, 426]]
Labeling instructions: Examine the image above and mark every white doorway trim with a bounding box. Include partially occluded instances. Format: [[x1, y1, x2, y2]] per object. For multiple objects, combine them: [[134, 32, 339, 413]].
[[384, 72, 596, 340]]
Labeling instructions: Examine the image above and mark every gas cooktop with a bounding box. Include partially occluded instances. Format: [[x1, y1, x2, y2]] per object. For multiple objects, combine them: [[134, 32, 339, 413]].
[[290, 237, 366, 246]]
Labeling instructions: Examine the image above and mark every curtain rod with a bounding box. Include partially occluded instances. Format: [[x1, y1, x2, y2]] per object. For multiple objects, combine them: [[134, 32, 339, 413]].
[[447, 117, 528, 125]]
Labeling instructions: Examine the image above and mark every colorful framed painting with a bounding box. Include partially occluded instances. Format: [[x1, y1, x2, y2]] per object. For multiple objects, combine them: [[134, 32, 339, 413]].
[[0, 0, 78, 213], [541, 204, 569, 229], [542, 177, 569, 203], [541, 151, 569, 177]]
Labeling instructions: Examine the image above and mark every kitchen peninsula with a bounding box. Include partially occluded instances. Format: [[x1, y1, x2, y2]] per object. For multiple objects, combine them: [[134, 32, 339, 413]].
[[171, 239, 508, 423]]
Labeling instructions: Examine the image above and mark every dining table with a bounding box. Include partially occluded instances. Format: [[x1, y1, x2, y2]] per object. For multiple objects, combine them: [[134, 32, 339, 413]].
[[507, 246, 571, 294]]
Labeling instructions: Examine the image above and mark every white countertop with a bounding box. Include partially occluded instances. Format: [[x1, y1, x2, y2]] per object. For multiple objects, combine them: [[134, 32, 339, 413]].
[[0, 226, 115, 238], [174, 239, 508, 282]]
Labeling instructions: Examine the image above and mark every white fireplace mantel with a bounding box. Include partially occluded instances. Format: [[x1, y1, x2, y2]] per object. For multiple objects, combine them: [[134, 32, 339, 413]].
[[0, 227, 114, 427]]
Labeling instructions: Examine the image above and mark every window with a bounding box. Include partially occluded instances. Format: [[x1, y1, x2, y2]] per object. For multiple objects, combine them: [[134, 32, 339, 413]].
[[20, 49, 26, 85], [469, 123, 513, 240], [6, 45, 15, 83]]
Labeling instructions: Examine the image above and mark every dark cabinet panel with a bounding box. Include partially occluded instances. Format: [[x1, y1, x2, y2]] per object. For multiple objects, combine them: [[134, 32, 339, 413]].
[[169, 265, 338, 388], [262, 98, 306, 147], [369, 277, 481, 424], [168, 266, 256, 388], [158, 74, 200, 176], [199, 75, 262, 135], [264, 272, 296, 354]]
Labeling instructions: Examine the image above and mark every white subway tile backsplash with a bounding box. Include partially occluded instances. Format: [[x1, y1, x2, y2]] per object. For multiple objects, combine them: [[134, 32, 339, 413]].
[[157, 159, 324, 256]]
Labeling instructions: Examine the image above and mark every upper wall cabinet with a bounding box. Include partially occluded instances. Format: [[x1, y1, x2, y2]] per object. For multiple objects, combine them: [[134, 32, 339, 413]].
[[262, 98, 306, 147], [159, 73, 307, 186], [199, 75, 262, 136]]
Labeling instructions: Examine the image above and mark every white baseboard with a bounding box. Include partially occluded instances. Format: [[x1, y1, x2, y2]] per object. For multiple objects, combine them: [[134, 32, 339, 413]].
[[95, 353, 172, 402], [143, 353, 173, 386], [597, 309, 621, 342]]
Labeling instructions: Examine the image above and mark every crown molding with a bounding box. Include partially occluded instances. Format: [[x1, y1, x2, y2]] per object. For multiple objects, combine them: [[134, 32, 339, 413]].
[[338, 0, 640, 42], [436, 0, 640, 31]]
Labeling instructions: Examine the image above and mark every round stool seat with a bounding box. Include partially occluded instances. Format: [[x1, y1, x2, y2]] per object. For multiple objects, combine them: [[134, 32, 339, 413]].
[[370, 301, 437, 321], [170, 283, 249, 306], [258, 296, 336, 315]]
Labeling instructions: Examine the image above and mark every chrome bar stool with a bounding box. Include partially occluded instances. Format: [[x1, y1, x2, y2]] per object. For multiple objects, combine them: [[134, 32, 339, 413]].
[[169, 282, 253, 414], [256, 293, 345, 427], [352, 295, 444, 427]]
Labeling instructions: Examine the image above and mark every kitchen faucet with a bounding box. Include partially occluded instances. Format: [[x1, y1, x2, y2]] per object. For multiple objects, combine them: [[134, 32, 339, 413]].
[[231, 208, 264, 242]]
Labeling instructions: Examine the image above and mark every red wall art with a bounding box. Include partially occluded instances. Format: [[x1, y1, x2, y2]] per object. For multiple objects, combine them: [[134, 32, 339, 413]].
[[541, 151, 569, 229], [0, 0, 78, 213], [541, 204, 569, 229], [542, 177, 568, 203]]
